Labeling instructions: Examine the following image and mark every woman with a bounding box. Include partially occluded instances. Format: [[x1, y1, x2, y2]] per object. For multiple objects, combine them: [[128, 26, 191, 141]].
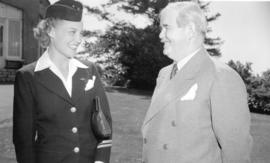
[[13, 0, 112, 163]]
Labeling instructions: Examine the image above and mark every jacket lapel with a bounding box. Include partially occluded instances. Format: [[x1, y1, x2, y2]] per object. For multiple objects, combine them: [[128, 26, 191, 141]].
[[143, 48, 209, 126], [35, 68, 74, 105], [71, 68, 89, 103]]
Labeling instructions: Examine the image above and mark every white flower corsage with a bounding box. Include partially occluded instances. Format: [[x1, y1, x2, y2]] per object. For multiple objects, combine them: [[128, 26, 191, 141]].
[[84, 76, 96, 91]]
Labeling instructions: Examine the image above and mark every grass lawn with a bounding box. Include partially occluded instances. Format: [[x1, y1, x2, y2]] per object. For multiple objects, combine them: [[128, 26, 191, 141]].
[[106, 88, 151, 163], [0, 87, 270, 163], [250, 113, 270, 163]]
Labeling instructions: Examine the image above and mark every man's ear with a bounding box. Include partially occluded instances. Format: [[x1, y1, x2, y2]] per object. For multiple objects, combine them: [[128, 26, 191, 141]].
[[186, 22, 196, 40]]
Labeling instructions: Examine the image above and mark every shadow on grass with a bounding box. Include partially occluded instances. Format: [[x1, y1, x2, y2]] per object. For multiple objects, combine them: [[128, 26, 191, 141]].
[[105, 86, 152, 100], [250, 110, 270, 116]]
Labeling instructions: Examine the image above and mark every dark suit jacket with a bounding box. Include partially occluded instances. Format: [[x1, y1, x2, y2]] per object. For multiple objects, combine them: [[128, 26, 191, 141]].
[[13, 60, 112, 163]]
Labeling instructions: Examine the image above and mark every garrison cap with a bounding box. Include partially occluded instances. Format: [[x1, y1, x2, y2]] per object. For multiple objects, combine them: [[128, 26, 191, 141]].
[[45, 0, 83, 22]]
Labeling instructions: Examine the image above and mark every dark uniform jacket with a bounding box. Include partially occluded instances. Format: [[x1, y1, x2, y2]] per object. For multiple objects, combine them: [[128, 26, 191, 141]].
[[13, 60, 112, 163]]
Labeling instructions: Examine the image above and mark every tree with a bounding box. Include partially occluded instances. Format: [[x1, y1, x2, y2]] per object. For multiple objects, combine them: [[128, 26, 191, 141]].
[[82, 0, 223, 90], [228, 60, 270, 114], [227, 60, 253, 93], [107, 0, 223, 56], [252, 69, 270, 112]]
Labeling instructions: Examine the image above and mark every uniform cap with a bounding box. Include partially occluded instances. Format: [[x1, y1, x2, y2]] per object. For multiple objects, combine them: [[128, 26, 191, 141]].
[[45, 0, 83, 22]]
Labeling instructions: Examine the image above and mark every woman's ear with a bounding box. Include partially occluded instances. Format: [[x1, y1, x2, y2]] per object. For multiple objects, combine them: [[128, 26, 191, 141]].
[[48, 27, 55, 39]]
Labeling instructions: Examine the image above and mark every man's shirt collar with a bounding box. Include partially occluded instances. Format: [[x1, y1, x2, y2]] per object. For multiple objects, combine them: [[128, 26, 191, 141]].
[[176, 47, 202, 71]]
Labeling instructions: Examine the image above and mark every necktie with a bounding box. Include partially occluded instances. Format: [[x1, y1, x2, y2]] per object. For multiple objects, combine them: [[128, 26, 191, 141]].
[[170, 63, 178, 79]]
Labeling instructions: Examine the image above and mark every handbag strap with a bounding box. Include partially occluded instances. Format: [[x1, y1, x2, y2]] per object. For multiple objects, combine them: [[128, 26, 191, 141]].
[[94, 96, 101, 112]]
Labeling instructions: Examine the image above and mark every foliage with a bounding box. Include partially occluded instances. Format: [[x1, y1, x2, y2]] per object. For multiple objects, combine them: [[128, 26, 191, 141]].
[[228, 60, 270, 114], [82, 22, 171, 89], [111, 24, 171, 89], [119, 0, 223, 56], [82, 0, 223, 90]]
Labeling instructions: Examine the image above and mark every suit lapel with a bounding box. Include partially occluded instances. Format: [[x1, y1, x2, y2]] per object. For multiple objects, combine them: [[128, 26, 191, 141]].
[[143, 73, 196, 126], [143, 48, 209, 126], [35, 68, 74, 105], [71, 68, 89, 103]]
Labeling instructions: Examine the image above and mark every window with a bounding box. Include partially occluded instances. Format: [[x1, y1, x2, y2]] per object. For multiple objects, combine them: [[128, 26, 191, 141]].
[[0, 25, 3, 57], [0, 2, 22, 61], [8, 20, 21, 59]]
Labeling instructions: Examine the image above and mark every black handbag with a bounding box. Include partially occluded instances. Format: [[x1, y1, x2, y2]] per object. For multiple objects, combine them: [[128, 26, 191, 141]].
[[91, 96, 112, 139]]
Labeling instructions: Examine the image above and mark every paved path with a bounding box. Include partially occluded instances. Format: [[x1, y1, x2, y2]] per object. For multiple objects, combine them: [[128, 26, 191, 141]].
[[0, 85, 13, 126], [0, 85, 14, 162]]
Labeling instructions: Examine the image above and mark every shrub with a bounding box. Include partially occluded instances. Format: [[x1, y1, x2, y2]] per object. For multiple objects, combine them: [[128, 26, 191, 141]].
[[228, 60, 270, 115]]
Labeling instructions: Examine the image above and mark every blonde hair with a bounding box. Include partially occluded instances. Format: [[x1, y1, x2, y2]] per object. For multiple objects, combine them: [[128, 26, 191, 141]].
[[33, 18, 58, 48], [160, 1, 207, 37]]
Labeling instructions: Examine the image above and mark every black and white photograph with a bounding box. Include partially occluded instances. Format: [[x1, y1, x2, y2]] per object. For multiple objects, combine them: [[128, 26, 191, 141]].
[[0, 0, 269, 163]]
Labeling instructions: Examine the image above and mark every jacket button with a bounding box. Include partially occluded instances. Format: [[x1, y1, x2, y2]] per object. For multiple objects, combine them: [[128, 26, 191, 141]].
[[143, 138, 147, 144], [163, 144, 168, 150], [171, 120, 176, 127], [70, 107, 77, 113], [72, 127, 78, 133], [73, 147, 80, 153]]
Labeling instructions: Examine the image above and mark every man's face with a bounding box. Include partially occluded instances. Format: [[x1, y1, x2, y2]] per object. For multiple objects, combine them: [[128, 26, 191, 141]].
[[50, 20, 83, 59], [159, 10, 190, 62]]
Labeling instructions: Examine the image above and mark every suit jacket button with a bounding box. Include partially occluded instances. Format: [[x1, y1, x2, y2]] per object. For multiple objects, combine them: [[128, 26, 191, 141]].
[[163, 144, 168, 150], [70, 107, 77, 113], [171, 120, 176, 127], [72, 127, 78, 133], [143, 138, 147, 144], [73, 147, 80, 153]]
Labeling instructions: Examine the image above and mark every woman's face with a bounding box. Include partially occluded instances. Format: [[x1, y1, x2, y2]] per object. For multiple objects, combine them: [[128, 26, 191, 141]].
[[50, 20, 83, 59]]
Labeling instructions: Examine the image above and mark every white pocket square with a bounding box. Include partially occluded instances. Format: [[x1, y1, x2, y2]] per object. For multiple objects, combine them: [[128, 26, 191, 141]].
[[181, 83, 198, 101], [85, 76, 96, 91]]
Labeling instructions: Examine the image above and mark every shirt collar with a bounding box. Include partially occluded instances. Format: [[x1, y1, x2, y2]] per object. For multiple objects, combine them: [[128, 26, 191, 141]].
[[34, 50, 88, 72], [70, 57, 88, 69], [176, 47, 202, 71]]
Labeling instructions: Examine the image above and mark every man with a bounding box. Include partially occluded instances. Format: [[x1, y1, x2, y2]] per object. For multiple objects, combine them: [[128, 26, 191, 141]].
[[142, 2, 252, 163]]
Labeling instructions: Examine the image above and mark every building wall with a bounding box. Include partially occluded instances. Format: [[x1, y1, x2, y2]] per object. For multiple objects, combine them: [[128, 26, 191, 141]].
[[0, 0, 49, 83], [0, 0, 49, 65]]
